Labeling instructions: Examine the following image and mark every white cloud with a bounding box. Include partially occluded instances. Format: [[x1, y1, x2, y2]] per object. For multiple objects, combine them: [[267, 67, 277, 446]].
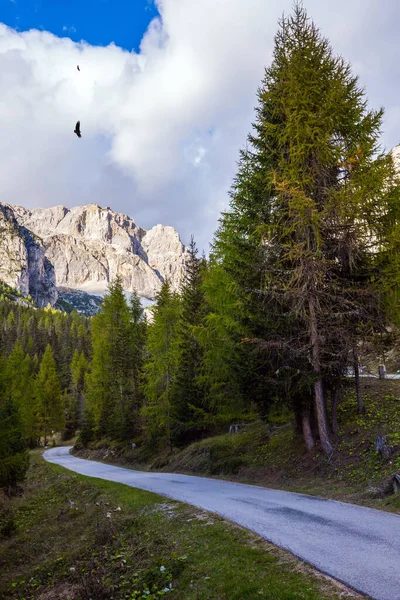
[[0, 0, 399, 253], [62, 25, 77, 33]]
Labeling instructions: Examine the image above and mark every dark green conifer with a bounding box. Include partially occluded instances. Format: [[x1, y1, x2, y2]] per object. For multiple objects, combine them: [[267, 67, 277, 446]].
[[35, 344, 63, 445], [213, 5, 400, 454]]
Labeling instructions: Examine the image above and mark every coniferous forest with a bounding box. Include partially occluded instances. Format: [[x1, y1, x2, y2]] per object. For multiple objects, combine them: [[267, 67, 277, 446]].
[[2, 6, 400, 490]]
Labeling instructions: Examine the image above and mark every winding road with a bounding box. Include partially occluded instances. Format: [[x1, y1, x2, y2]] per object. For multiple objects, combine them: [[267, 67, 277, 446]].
[[44, 446, 400, 600]]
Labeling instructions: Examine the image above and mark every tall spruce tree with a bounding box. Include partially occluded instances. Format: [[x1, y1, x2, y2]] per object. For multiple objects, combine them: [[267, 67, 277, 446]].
[[0, 353, 29, 488], [35, 344, 63, 445], [142, 281, 181, 450], [170, 238, 208, 444], [130, 291, 146, 408], [68, 349, 88, 437], [85, 278, 139, 440], [214, 5, 400, 454], [5, 342, 36, 446], [197, 258, 259, 425]]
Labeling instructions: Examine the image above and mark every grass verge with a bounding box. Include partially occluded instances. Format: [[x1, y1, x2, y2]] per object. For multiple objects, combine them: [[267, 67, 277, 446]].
[[0, 452, 364, 600], [76, 379, 400, 514]]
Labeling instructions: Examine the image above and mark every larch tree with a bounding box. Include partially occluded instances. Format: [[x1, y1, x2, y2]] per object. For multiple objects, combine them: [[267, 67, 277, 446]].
[[213, 5, 400, 454]]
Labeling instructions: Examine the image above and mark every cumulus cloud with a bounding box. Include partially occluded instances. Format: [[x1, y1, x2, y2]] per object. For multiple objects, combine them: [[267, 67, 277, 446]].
[[0, 0, 399, 252]]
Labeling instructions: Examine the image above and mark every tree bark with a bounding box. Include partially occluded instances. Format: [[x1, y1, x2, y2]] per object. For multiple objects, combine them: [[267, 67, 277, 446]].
[[331, 387, 340, 442], [302, 404, 315, 451], [292, 396, 303, 435], [353, 346, 363, 414], [309, 295, 333, 455]]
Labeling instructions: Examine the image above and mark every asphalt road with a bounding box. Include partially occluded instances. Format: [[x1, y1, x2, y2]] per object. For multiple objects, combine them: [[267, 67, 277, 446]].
[[44, 446, 400, 600]]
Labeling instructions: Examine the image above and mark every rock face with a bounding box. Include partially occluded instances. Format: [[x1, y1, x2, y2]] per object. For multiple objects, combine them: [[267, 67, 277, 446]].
[[56, 287, 104, 317], [1, 203, 188, 306], [0, 204, 58, 306]]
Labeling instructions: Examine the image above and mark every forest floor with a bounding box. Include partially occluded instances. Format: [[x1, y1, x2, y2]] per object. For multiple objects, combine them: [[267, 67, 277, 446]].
[[0, 453, 364, 600], [76, 379, 400, 515]]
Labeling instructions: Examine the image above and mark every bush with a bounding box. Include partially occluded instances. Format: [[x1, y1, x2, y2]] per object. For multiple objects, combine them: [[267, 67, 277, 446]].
[[0, 452, 29, 489]]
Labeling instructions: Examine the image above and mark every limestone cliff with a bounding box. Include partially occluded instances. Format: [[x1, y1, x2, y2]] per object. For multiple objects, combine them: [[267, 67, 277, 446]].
[[0, 204, 58, 306], [1, 203, 188, 306]]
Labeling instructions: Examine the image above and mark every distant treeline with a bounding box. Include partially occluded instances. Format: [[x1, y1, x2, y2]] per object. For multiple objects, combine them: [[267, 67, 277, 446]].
[[0, 293, 90, 487]]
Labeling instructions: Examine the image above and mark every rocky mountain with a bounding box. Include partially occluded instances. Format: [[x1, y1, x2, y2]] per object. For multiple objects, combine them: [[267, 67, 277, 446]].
[[55, 287, 104, 317], [0, 204, 58, 306], [0, 203, 188, 309]]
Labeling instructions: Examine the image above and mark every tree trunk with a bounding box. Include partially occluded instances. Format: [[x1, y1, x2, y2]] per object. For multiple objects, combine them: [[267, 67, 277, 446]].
[[331, 387, 340, 441], [292, 396, 303, 435], [309, 295, 333, 456], [302, 404, 315, 451], [353, 346, 363, 414]]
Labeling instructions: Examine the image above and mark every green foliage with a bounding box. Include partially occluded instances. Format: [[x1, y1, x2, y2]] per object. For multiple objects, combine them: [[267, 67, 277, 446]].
[[35, 345, 64, 444], [197, 260, 258, 421], [4, 342, 37, 446], [65, 349, 88, 439], [210, 4, 400, 453], [170, 238, 209, 445], [0, 399, 29, 488], [85, 277, 144, 440], [142, 281, 181, 448], [0, 290, 90, 456], [0, 354, 29, 488]]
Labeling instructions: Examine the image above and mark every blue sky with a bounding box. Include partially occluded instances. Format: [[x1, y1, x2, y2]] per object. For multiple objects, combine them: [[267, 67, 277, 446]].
[[0, 0, 157, 50]]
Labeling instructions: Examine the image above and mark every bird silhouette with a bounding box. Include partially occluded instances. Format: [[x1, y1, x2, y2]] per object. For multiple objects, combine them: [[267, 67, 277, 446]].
[[74, 121, 82, 138], [77, 65, 80, 71]]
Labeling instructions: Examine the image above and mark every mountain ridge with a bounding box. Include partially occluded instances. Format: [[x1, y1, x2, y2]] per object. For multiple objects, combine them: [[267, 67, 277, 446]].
[[0, 202, 188, 308]]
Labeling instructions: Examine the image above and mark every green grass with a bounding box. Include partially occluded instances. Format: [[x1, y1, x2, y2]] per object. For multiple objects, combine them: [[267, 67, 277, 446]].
[[0, 453, 361, 600]]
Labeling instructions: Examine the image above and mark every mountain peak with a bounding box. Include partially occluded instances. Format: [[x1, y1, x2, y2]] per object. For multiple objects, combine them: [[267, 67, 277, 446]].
[[0, 202, 188, 307]]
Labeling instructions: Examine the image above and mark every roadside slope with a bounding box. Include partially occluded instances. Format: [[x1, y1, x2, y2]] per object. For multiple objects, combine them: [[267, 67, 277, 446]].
[[45, 446, 400, 600], [0, 451, 360, 600]]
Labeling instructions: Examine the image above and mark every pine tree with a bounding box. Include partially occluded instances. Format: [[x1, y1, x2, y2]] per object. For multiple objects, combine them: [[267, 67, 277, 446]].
[[142, 281, 181, 450], [35, 344, 63, 445], [170, 238, 209, 444], [0, 354, 29, 488], [5, 342, 36, 446], [85, 278, 139, 440], [69, 349, 88, 436], [4, 310, 16, 354], [197, 259, 255, 424], [62, 389, 76, 441], [130, 291, 146, 405], [84, 316, 111, 438]]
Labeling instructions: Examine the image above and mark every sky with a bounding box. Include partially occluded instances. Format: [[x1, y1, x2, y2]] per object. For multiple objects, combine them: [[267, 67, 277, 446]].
[[0, 0, 400, 253]]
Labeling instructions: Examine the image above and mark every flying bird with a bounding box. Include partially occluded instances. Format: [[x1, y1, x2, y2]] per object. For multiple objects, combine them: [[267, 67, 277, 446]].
[[74, 121, 82, 138], [77, 65, 80, 71]]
